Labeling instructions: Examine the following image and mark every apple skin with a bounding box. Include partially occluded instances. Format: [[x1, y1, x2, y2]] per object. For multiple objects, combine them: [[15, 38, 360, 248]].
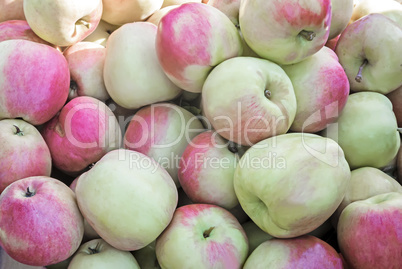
[[201, 56, 297, 146], [325, 34, 340, 51], [82, 19, 120, 47], [0, 176, 84, 266], [243, 235, 343, 269], [23, 0, 103, 47], [282, 46, 350, 133], [324, 91, 400, 169], [0, 0, 25, 22], [386, 85, 402, 127], [335, 13, 402, 94], [63, 42, 109, 102], [0, 20, 52, 45], [239, 0, 332, 65], [0, 246, 46, 269], [146, 5, 179, 25], [0, 39, 70, 125], [0, 119, 52, 193], [234, 133, 351, 238], [350, 0, 402, 26], [124, 103, 205, 187], [68, 238, 140, 269], [41, 96, 122, 175], [337, 192, 402, 269], [155, 204, 249, 269], [328, 0, 354, 39], [75, 149, 178, 251], [162, 0, 201, 8], [155, 2, 243, 93]]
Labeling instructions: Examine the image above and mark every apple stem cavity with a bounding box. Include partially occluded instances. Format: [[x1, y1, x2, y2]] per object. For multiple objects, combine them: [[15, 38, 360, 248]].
[[25, 187, 35, 197], [355, 59, 368, 83], [76, 19, 91, 29], [13, 125, 24, 136], [88, 242, 101, 254], [228, 141, 239, 154], [299, 30, 316, 41], [264, 89, 272, 99], [203, 226, 215, 239], [70, 80, 78, 94]]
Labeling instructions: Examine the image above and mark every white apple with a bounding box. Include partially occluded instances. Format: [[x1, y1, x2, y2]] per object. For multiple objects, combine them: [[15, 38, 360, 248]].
[[75, 149, 178, 251], [239, 0, 332, 65], [207, 0, 241, 25], [104, 22, 182, 110], [155, 204, 249, 268], [68, 239, 140, 269], [350, 0, 402, 26], [23, 0, 103, 46], [132, 241, 161, 269], [201, 56, 297, 146], [328, 0, 354, 39], [335, 13, 402, 94], [82, 19, 120, 47]]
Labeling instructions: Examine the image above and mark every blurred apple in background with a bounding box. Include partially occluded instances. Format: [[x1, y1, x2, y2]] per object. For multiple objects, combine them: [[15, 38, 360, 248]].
[[335, 13, 402, 94], [23, 0, 103, 47], [0, 119, 51, 193], [155, 2, 243, 92], [234, 133, 351, 238], [0, 39, 70, 125], [282, 46, 350, 133], [82, 19, 120, 47], [337, 192, 402, 269], [0, 0, 25, 22], [63, 41, 109, 102], [243, 235, 343, 268], [0, 176, 84, 266], [201, 56, 297, 146], [155, 204, 249, 269], [386, 85, 402, 127], [68, 239, 140, 269], [41, 96, 121, 175], [350, 0, 402, 26], [328, 0, 354, 39], [324, 92, 400, 169], [239, 0, 332, 65], [0, 20, 52, 45], [207, 0, 241, 25], [75, 149, 178, 251]]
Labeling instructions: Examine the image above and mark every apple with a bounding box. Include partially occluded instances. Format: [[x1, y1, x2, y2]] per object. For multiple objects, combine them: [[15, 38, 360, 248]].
[[75, 149, 178, 251], [63, 41, 109, 102], [398, 144, 402, 184], [324, 91, 400, 169], [239, 0, 332, 65], [0, 119, 51, 193], [178, 130, 240, 210], [82, 19, 120, 47], [386, 85, 402, 127], [243, 235, 343, 268], [0, 246, 46, 269], [101, 0, 163, 25], [41, 96, 122, 175], [325, 34, 340, 51], [104, 22, 182, 110], [328, 0, 354, 39], [146, 5, 179, 26], [23, 0, 103, 46], [155, 2, 243, 93], [0, 20, 52, 45], [208, 0, 241, 25], [337, 192, 402, 269], [0, 0, 25, 22], [105, 98, 138, 135], [132, 241, 160, 269], [0, 39, 70, 125], [350, 0, 402, 26], [281, 46, 350, 133], [155, 203, 249, 268], [331, 166, 402, 227], [335, 13, 402, 94], [124, 102, 205, 187], [162, 0, 201, 8], [234, 132, 351, 238], [0, 176, 84, 266], [201, 56, 297, 146], [242, 220, 274, 255], [68, 238, 140, 269]]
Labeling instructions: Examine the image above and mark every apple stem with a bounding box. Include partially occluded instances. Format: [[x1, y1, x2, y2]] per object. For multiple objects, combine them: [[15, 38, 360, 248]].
[[299, 30, 316, 41], [76, 19, 91, 29], [355, 59, 368, 83], [264, 89, 271, 99], [88, 242, 101, 254], [398, 128, 402, 134], [13, 125, 24, 136], [203, 226, 215, 239], [228, 141, 239, 154], [25, 187, 35, 197]]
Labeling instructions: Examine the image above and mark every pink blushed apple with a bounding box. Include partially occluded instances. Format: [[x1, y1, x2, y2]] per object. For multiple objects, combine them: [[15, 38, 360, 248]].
[[0, 20, 52, 45], [0, 39, 70, 125], [0, 0, 25, 22], [0, 176, 84, 266]]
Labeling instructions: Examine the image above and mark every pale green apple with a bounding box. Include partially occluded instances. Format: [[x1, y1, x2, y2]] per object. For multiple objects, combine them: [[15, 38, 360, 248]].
[[132, 241, 160, 269], [350, 0, 402, 26], [328, 0, 354, 39], [83, 20, 120, 47]]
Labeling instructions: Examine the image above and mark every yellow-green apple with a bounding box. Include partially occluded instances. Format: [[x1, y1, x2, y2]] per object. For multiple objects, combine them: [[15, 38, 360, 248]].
[[178, 130, 241, 210], [146, 5, 179, 25], [155, 204, 249, 269], [82, 19, 120, 47], [337, 192, 402, 269], [242, 220, 273, 255], [243, 235, 343, 268], [155, 2, 243, 92], [23, 0, 103, 46], [41, 96, 122, 175], [335, 13, 402, 94], [234, 133, 351, 238], [282, 46, 350, 133], [239, 0, 332, 65], [324, 92, 400, 169], [132, 241, 160, 269], [104, 22, 182, 110], [0, 119, 51, 193], [75, 149, 178, 251], [162, 0, 201, 8], [124, 103, 205, 186], [201, 56, 297, 146], [331, 166, 402, 227], [0, 246, 46, 269], [0, 39, 70, 125], [0, 20, 52, 45], [0, 0, 25, 22], [67, 239, 140, 269], [386, 85, 402, 127], [0, 176, 84, 266], [63, 42, 109, 102], [350, 0, 402, 26], [101, 0, 163, 25], [328, 0, 354, 39]]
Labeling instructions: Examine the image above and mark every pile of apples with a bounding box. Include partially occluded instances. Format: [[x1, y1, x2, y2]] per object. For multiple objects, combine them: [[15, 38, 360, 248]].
[[0, 0, 401, 268]]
